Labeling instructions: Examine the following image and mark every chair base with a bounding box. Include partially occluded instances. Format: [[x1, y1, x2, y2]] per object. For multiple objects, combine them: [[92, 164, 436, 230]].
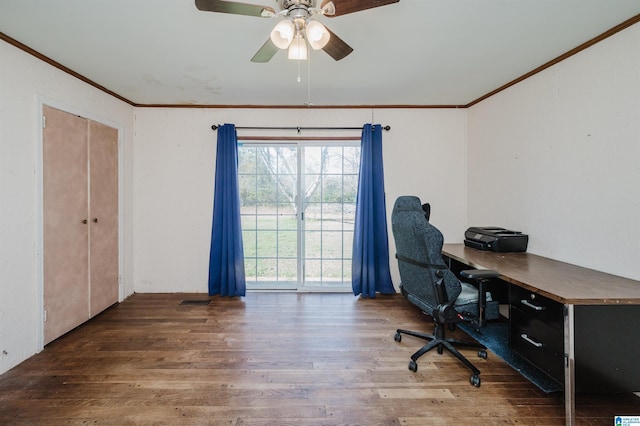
[[395, 322, 487, 387]]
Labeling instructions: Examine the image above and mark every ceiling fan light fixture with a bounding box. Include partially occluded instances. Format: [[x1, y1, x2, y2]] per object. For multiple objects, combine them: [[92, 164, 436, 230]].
[[305, 20, 330, 50], [270, 20, 295, 49], [288, 34, 308, 60]]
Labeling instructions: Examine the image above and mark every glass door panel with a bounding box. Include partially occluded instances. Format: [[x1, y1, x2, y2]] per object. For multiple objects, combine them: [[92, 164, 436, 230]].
[[240, 145, 298, 290], [299, 145, 359, 291]]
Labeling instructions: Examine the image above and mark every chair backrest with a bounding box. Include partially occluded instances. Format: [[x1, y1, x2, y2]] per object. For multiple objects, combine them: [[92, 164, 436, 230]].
[[422, 203, 431, 221], [391, 196, 462, 312]]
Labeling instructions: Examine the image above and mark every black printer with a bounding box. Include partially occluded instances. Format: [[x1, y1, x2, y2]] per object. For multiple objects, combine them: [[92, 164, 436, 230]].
[[464, 227, 528, 252]]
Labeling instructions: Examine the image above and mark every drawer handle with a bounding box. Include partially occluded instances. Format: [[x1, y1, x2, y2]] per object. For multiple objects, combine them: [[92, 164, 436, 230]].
[[520, 333, 544, 348], [520, 299, 545, 311]]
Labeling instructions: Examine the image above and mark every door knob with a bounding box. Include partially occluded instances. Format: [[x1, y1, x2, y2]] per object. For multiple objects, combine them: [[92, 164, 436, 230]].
[[82, 219, 88, 224], [92, 218, 98, 223]]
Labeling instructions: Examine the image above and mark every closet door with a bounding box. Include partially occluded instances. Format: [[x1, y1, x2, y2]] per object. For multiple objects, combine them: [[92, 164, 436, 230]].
[[88, 121, 119, 316], [42, 106, 119, 344], [43, 106, 90, 344]]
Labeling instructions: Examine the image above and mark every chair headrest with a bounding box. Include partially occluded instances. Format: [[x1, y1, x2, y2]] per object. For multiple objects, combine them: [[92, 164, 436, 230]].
[[393, 196, 423, 212]]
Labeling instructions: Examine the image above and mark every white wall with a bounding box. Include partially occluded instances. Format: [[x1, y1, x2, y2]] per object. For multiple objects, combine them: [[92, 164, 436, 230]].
[[468, 23, 640, 279], [0, 40, 135, 374], [132, 107, 468, 292]]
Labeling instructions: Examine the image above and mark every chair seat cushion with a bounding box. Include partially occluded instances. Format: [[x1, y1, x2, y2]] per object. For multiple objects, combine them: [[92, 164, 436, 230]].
[[454, 282, 500, 321], [455, 282, 492, 306]]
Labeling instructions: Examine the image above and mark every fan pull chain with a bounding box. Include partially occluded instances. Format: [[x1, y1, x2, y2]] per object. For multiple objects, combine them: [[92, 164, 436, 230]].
[[306, 50, 312, 105]]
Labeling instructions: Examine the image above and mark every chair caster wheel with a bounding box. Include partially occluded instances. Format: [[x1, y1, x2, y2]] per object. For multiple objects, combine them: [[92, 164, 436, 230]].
[[478, 348, 488, 359], [470, 374, 481, 387], [408, 360, 418, 372], [394, 332, 402, 342]]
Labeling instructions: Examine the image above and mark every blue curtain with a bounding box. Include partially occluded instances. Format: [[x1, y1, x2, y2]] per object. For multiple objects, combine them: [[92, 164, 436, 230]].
[[208, 124, 246, 297], [352, 124, 395, 298]]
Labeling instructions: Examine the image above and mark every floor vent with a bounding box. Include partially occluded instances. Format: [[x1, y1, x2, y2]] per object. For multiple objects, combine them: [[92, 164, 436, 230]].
[[180, 299, 210, 305]]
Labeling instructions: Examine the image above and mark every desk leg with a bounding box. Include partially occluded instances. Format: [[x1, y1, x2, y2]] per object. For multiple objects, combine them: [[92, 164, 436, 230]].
[[478, 279, 486, 327], [564, 304, 575, 426]]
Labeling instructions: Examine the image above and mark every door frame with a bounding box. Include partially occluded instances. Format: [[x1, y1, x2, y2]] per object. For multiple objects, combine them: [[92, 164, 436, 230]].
[[35, 97, 125, 350]]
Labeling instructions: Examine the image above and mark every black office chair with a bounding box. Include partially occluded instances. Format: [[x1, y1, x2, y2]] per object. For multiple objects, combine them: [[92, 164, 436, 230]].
[[391, 196, 499, 387]]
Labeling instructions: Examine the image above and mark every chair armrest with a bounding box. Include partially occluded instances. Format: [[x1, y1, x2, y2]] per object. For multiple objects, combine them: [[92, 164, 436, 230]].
[[460, 269, 499, 280]]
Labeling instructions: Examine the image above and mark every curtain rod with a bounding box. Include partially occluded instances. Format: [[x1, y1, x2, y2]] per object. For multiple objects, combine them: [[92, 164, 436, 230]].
[[211, 125, 390, 132]]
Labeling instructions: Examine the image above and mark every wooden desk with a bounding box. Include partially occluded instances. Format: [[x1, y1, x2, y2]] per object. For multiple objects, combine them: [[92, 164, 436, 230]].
[[443, 244, 640, 426]]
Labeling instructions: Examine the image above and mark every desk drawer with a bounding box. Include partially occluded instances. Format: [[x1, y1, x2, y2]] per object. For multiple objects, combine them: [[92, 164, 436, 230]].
[[510, 306, 564, 383], [510, 285, 563, 331]]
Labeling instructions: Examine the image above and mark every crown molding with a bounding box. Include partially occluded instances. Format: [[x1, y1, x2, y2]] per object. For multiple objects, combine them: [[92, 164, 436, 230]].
[[3, 13, 640, 110], [0, 32, 134, 106], [465, 13, 640, 108]]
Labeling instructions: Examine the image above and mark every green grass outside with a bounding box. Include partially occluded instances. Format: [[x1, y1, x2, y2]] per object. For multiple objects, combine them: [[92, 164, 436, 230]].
[[241, 211, 354, 284]]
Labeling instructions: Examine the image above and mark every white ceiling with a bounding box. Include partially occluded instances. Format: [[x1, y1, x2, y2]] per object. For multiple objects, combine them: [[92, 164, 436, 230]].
[[1, 0, 640, 106]]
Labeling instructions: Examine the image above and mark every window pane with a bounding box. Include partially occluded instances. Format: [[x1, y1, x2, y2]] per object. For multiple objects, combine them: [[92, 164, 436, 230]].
[[244, 258, 257, 280], [278, 259, 297, 281], [277, 213, 296, 230], [257, 231, 276, 256], [342, 261, 351, 282], [241, 214, 256, 230], [321, 204, 341, 229], [257, 258, 277, 280], [304, 230, 321, 259], [278, 231, 296, 257], [322, 260, 343, 281], [276, 147, 296, 173], [322, 231, 342, 259], [304, 203, 322, 230], [343, 147, 360, 174], [256, 205, 275, 218], [343, 174, 358, 203], [304, 174, 322, 203], [343, 231, 354, 258], [304, 259, 321, 282], [304, 147, 323, 174], [242, 230, 257, 257]]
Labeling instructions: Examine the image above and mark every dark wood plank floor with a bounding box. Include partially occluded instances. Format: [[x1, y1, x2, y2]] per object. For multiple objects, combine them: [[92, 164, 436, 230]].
[[1, 293, 638, 425]]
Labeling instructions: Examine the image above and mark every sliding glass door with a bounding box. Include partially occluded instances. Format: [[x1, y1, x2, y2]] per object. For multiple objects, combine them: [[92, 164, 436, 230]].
[[238, 142, 360, 291]]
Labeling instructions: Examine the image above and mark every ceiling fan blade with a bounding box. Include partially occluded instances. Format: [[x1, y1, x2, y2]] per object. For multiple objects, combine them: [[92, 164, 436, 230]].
[[195, 0, 276, 17], [322, 0, 399, 17], [251, 39, 280, 62], [322, 28, 353, 61]]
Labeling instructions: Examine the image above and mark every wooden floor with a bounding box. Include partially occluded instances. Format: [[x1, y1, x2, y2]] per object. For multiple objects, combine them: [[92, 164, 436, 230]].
[[1, 293, 639, 425]]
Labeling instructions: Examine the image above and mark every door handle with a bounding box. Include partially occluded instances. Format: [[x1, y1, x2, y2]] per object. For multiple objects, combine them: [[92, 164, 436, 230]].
[[82, 219, 88, 224], [92, 218, 98, 223]]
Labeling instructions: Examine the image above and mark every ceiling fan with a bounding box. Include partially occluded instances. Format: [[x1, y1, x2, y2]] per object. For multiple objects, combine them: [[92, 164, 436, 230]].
[[195, 0, 400, 62]]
